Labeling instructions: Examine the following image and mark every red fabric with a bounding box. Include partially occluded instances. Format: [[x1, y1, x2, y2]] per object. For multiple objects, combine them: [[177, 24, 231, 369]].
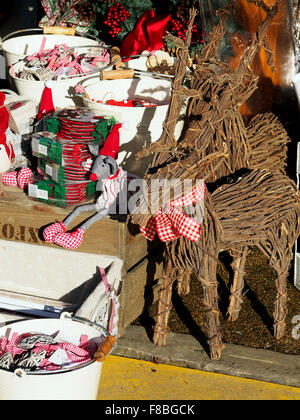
[[0, 332, 90, 372], [140, 182, 206, 242], [17, 167, 33, 189], [37, 85, 55, 120], [2, 171, 18, 187], [99, 123, 122, 159], [0, 92, 14, 161], [120, 10, 171, 59], [43, 221, 67, 243], [53, 228, 85, 249], [106, 99, 135, 107], [0, 333, 24, 358]]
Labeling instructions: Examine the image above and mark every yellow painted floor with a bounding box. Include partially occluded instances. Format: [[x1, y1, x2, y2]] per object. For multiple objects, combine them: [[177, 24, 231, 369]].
[[97, 355, 300, 400]]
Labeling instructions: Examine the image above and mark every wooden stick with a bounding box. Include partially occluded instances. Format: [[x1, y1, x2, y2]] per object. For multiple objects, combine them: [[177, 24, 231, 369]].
[[43, 26, 75, 36], [153, 259, 175, 347], [227, 247, 248, 321], [100, 69, 135, 80], [94, 335, 117, 362]]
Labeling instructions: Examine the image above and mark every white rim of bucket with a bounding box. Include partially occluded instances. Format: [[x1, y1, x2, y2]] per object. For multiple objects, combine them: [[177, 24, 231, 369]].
[[8, 359, 96, 377], [82, 76, 171, 110], [1, 28, 102, 56], [9, 59, 113, 82], [84, 95, 170, 111]]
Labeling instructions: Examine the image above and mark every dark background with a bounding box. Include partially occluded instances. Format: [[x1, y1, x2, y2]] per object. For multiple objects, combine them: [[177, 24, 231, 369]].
[[0, 0, 43, 37]]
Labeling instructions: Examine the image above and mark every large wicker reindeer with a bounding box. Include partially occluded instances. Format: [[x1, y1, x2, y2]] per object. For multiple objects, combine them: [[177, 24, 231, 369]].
[[138, 0, 289, 182], [131, 1, 300, 360], [133, 169, 300, 359]]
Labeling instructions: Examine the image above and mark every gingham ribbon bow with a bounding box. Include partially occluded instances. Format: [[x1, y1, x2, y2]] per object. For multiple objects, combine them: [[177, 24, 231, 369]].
[[0, 333, 91, 371], [33, 335, 91, 370], [0, 333, 25, 357], [140, 182, 206, 242], [2, 168, 33, 189]]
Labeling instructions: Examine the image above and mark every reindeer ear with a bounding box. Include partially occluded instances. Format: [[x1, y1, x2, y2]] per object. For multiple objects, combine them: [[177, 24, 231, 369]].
[[88, 144, 100, 156], [104, 156, 118, 175]]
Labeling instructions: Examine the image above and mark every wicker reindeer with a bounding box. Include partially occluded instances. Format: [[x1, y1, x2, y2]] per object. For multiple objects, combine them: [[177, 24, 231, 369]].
[[131, 1, 299, 359], [132, 168, 300, 359], [138, 0, 289, 182]]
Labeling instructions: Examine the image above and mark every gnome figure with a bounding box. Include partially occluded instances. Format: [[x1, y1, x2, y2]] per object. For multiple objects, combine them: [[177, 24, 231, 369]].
[[43, 123, 129, 249]]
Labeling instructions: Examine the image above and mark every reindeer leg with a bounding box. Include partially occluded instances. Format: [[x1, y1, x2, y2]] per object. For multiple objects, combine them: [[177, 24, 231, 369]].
[[257, 225, 293, 341], [227, 247, 249, 321], [273, 268, 288, 340], [198, 254, 223, 360], [177, 271, 192, 295], [153, 258, 177, 347]]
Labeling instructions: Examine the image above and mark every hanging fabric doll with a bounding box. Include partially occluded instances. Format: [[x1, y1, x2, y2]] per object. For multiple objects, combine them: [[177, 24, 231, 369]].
[[43, 123, 131, 249]]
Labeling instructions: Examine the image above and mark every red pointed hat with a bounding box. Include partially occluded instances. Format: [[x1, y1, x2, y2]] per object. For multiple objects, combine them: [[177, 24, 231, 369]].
[[99, 123, 122, 159], [0, 92, 15, 161]]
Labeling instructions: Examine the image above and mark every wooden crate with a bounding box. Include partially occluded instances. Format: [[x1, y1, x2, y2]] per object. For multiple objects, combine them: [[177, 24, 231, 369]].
[[0, 185, 163, 331]]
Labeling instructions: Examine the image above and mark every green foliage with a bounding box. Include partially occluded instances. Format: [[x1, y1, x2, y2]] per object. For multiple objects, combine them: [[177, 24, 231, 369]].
[[88, 0, 240, 58], [89, 0, 155, 43]]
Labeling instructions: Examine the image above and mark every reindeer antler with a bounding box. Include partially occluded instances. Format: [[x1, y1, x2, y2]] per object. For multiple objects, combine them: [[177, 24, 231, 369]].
[[136, 8, 198, 162]]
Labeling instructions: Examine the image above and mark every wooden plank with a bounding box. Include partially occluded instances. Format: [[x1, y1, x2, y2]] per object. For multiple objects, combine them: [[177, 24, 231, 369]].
[[0, 186, 160, 267], [119, 255, 163, 329], [0, 290, 72, 309]]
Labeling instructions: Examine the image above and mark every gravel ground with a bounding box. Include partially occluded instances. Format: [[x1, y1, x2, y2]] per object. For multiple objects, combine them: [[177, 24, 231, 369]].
[[133, 247, 300, 355]]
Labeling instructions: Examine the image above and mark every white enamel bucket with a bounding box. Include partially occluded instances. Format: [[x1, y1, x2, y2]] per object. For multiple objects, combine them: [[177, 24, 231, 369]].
[[82, 77, 187, 176], [1, 28, 100, 67], [0, 315, 105, 400], [4, 27, 111, 108], [9, 57, 114, 109], [9, 60, 98, 108]]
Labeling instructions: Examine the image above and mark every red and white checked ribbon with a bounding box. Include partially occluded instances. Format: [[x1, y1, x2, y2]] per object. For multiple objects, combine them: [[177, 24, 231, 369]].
[[0, 333, 91, 371], [52, 228, 85, 249], [33, 335, 90, 370], [0, 333, 25, 357], [140, 182, 206, 242], [2, 168, 33, 189], [43, 221, 67, 243]]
